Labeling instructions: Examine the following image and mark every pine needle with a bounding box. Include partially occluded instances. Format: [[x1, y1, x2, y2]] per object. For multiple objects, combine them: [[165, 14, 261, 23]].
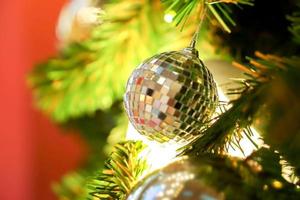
[[162, 0, 253, 32], [89, 141, 148, 200]]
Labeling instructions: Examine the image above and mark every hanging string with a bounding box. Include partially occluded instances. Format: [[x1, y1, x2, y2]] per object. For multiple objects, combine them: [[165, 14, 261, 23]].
[[189, 3, 208, 48]]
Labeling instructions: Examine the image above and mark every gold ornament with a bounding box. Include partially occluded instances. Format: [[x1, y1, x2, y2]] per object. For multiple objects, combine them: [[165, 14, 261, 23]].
[[127, 158, 223, 200]]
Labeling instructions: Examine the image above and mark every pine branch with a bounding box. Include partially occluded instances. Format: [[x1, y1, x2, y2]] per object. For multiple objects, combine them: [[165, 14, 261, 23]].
[[182, 83, 265, 156], [231, 53, 300, 178], [89, 141, 148, 200], [28, 0, 195, 122], [52, 171, 91, 200], [240, 148, 299, 199], [162, 0, 254, 32], [187, 149, 299, 200], [183, 52, 300, 164], [254, 56, 300, 176], [287, 3, 300, 44]]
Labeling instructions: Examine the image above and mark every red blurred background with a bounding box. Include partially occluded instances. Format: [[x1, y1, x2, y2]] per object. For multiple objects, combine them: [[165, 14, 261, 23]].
[[0, 1, 87, 199]]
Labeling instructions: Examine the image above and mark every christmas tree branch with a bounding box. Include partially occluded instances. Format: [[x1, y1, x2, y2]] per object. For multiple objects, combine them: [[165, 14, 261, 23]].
[[287, 3, 300, 44], [53, 171, 91, 200], [183, 52, 300, 169], [189, 148, 299, 199], [28, 0, 194, 122], [162, 0, 254, 32], [89, 141, 148, 200], [182, 83, 265, 156]]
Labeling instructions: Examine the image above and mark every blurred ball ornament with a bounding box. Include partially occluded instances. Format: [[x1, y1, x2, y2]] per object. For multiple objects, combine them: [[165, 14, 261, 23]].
[[69, 6, 103, 41], [124, 47, 218, 145], [127, 157, 223, 200], [56, 0, 104, 47]]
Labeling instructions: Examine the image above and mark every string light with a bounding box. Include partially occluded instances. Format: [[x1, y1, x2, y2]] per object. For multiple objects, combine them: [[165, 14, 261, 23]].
[[163, 11, 176, 23]]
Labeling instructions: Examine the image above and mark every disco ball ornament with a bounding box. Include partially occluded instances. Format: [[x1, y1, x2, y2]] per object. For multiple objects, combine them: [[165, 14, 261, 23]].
[[124, 47, 218, 145], [126, 158, 223, 200]]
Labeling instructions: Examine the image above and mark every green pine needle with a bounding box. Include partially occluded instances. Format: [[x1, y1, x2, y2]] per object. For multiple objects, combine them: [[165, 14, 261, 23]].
[[28, 1, 194, 122], [52, 171, 91, 200], [162, 0, 254, 32], [182, 84, 265, 156], [287, 4, 300, 44], [183, 52, 300, 159], [89, 141, 148, 200]]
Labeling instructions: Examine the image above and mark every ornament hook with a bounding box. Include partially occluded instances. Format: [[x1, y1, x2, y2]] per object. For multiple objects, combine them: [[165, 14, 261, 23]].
[[189, 3, 208, 49]]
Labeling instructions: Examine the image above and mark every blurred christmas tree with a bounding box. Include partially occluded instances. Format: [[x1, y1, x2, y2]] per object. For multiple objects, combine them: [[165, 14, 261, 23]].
[[28, 0, 300, 199]]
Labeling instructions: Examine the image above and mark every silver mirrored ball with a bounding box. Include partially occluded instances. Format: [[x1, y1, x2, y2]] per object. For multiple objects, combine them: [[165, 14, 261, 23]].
[[124, 47, 218, 145]]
